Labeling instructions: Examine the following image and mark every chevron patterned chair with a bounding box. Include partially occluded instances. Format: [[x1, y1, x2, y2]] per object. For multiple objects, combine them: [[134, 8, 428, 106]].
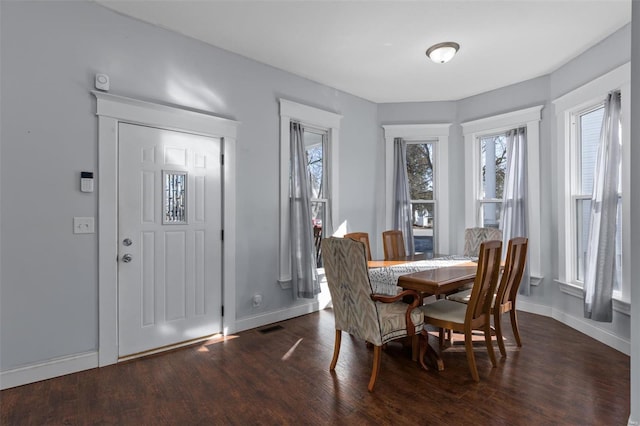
[[321, 237, 424, 392], [463, 227, 503, 258]]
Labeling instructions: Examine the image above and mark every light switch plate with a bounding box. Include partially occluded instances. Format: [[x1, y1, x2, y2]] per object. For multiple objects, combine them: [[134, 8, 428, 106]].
[[73, 217, 95, 234]]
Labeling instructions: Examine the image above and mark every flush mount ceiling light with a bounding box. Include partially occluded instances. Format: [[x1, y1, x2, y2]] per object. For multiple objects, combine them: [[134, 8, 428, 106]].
[[426, 42, 460, 64]]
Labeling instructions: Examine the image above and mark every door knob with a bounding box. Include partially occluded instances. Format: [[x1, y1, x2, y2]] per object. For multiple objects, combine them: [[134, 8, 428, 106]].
[[122, 253, 133, 263], [123, 238, 133, 246]]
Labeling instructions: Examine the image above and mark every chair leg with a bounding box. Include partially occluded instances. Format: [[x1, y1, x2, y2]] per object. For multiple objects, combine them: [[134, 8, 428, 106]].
[[419, 330, 444, 371], [510, 309, 522, 347], [494, 311, 507, 358], [464, 329, 480, 382], [484, 322, 497, 368], [329, 330, 341, 371], [411, 335, 419, 361], [368, 345, 382, 392]]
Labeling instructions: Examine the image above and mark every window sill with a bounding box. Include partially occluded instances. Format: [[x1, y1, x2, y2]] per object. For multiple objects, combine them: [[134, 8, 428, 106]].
[[555, 279, 630, 316]]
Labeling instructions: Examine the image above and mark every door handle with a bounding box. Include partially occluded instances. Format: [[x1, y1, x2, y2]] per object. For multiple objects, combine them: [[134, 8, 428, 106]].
[[121, 254, 133, 263]]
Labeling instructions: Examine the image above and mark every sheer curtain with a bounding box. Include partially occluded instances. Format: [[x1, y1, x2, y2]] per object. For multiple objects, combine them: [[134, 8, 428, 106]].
[[392, 138, 414, 255], [501, 127, 530, 295], [584, 90, 621, 322], [290, 121, 320, 299]]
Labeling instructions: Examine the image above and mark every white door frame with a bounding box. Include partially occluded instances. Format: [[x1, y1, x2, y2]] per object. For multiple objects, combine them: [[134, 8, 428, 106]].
[[93, 91, 239, 366]]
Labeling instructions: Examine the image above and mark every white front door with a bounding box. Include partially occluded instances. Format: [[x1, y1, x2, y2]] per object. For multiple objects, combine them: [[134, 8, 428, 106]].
[[117, 122, 222, 358]]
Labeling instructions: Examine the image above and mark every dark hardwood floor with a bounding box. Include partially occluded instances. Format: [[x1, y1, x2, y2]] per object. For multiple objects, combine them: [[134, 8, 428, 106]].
[[1, 310, 630, 425]]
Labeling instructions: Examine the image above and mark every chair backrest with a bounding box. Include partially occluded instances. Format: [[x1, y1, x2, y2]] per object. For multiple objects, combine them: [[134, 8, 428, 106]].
[[344, 232, 373, 261], [382, 230, 406, 260], [465, 240, 502, 323], [321, 237, 383, 345], [495, 237, 528, 310], [464, 227, 503, 257]]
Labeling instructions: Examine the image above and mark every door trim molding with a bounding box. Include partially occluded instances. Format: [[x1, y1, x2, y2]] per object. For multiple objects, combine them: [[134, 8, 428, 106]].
[[93, 91, 239, 366]]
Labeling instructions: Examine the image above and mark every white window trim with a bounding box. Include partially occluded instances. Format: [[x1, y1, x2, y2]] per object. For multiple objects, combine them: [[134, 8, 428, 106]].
[[462, 105, 543, 281], [278, 99, 342, 287], [382, 124, 452, 254], [553, 62, 630, 304], [93, 91, 239, 366]]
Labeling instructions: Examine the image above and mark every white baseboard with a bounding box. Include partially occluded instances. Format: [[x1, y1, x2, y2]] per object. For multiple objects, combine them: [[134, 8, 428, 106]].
[[233, 301, 320, 334], [0, 351, 98, 390], [517, 301, 630, 356]]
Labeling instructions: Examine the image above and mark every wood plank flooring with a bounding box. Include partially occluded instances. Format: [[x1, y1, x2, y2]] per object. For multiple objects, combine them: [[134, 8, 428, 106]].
[[1, 310, 630, 425]]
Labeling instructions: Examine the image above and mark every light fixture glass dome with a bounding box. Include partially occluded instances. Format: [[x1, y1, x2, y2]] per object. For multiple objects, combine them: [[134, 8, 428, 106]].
[[426, 42, 460, 64]]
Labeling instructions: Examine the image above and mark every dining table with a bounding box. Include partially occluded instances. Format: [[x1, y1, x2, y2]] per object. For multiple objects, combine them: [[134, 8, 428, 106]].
[[367, 254, 480, 371]]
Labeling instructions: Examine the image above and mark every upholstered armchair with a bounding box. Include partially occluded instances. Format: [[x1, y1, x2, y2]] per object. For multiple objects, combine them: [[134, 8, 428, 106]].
[[321, 237, 424, 391], [463, 227, 503, 257]]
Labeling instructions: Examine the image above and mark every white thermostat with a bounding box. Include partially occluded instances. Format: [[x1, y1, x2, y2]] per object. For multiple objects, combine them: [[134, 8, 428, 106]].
[[80, 171, 94, 193]]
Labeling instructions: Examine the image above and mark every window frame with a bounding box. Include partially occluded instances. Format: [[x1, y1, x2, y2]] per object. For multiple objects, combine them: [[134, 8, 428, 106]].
[[553, 63, 630, 306], [383, 124, 452, 255], [278, 99, 342, 287], [462, 106, 543, 283]]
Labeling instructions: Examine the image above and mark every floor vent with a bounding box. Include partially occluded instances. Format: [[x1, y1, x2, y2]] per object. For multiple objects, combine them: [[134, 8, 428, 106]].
[[258, 325, 284, 334]]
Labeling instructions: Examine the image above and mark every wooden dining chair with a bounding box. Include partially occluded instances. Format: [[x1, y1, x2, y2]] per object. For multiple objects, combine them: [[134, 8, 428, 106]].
[[418, 240, 502, 381], [344, 232, 373, 261], [321, 237, 424, 391], [447, 237, 528, 357], [382, 230, 406, 260]]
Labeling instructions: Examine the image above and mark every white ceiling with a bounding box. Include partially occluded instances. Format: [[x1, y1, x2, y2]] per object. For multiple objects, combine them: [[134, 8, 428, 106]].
[[95, 0, 631, 103]]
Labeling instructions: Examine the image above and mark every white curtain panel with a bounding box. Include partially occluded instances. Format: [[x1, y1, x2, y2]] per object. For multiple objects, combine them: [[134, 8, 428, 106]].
[[502, 127, 530, 295], [584, 91, 621, 322], [392, 138, 415, 255], [290, 121, 320, 299]]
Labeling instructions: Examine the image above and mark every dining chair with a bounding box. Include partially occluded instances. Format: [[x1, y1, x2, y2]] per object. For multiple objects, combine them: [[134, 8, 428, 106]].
[[418, 240, 502, 381], [448, 237, 529, 357], [463, 227, 503, 257], [321, 237, 424, 392], [382, 230, 406, 260], [344, 232, 373, 261]]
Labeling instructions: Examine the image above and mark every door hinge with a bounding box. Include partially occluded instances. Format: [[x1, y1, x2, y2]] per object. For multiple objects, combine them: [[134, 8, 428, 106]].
[[221, 305, 224, 317], [221, 229, 224, 241], [220, 153, 224, 166]]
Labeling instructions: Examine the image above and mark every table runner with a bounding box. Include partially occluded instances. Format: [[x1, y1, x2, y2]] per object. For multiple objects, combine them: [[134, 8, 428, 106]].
[[368, 255, 475, 296]]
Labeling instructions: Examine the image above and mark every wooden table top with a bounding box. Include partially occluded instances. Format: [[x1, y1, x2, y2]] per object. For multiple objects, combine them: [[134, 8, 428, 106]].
[[397, 263, 477, 296], [367, 255, 478, 297]]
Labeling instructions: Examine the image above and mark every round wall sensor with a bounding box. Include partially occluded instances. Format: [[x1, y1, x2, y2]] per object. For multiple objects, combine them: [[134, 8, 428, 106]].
[[95, 73, 110, 91]]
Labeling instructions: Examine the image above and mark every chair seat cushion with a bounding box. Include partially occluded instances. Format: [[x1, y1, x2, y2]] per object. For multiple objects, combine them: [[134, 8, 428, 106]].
[[375, 301, 424, 344], [447, 289, 496, 307], [419, 299, 467, 323], [447, 288, 472, 303]]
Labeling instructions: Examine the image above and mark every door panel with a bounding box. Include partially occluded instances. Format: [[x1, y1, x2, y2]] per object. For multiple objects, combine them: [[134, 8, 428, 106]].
[[118, 123, 222, 357]]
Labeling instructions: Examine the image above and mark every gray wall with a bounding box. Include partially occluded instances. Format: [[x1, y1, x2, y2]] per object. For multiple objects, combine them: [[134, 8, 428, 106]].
[[0, 1, 378, 371], [0, 1, 634, 401]]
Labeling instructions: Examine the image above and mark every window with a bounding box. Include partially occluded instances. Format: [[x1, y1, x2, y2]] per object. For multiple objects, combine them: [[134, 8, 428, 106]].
[[553, 62, 629, 304], [571, 104, 622, 290], [304, 128, 329, 267], [462, 106, 542, 282], [406, 141, 436, 256], [479, 134, 507, 229], [383, 124, 452, 255], [279, 99, 342, 287]]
